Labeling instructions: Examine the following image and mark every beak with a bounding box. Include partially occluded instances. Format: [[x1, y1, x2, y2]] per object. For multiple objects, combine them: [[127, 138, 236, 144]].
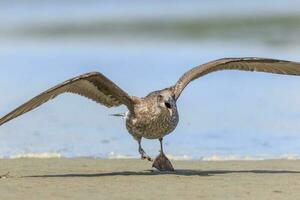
[[164, 102, 173, 116], [168, 108, 173, 116]]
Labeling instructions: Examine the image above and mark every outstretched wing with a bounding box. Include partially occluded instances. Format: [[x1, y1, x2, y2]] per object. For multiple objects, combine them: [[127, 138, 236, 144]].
[[173, 57, 300, 100], [0, 72, 134, 126]]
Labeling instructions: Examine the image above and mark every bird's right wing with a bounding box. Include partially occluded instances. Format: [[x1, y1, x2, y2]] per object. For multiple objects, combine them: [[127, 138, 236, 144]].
[[0, 72, 134, 126]]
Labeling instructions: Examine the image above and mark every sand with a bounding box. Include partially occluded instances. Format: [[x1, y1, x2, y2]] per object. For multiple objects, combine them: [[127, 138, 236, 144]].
[[0, 158, 300, 200]]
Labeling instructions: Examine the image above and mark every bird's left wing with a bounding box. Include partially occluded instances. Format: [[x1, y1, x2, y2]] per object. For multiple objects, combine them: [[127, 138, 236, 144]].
[[172, 57, 300, 100], [0, 72, 134, 126]]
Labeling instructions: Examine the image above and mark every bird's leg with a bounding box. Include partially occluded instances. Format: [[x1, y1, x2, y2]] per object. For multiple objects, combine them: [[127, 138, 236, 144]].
[[159, 138, 164, 154], [153, 138, 174, 171], [137, 138, 152, 162]]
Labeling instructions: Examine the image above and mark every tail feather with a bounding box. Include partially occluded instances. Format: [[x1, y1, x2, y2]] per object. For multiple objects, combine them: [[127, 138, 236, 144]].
[[110, 113, 126, 117], [110, 112, 129, 119]]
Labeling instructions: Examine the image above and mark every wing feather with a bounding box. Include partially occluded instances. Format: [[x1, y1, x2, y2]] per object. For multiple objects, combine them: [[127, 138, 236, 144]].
[[0, 72, 134, 126], [173, 57, 300, 100]]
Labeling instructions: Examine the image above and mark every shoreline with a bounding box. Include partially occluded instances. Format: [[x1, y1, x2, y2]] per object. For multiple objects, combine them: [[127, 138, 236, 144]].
[[1, 158, 300, 200], [2, 152, 300, 161]]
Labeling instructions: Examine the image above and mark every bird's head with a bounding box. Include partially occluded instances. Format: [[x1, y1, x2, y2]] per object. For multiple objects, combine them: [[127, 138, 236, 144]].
[[155, 90, 176, 116]]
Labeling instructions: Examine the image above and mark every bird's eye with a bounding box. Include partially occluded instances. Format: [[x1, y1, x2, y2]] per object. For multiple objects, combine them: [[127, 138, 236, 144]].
[[165, 102, 172, 109], [157, 95, 163, 102]]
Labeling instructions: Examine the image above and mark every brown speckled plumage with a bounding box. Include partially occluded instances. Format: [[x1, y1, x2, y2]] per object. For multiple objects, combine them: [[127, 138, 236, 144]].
[[1, 57, 300, 171], [126, 89, 179, 140]]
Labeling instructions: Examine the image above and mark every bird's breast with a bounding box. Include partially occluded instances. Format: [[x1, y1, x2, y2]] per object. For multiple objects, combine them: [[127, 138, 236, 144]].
[[126, 104, 179, 139]]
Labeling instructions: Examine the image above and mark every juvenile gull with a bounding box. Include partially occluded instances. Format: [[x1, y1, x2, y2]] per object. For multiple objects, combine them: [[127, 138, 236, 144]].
[[1, 57, 300, 171]]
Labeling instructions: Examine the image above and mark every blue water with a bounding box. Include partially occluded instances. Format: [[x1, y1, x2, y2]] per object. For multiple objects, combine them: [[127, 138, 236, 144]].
[[1, 1, 300, 160]]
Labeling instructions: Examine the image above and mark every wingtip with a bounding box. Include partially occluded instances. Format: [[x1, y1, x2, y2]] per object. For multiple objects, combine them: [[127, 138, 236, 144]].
[[83, 71, 101, 76]]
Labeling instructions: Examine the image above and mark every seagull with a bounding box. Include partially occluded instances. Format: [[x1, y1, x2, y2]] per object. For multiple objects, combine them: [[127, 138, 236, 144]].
[[1, 57, 300, 171]]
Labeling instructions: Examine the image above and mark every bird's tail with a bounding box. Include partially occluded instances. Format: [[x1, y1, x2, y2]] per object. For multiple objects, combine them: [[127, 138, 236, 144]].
[[110, 112, 129, 119]]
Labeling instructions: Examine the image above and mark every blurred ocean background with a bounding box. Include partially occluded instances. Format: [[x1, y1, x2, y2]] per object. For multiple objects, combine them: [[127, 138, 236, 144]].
[[1, 0, 300, 160]]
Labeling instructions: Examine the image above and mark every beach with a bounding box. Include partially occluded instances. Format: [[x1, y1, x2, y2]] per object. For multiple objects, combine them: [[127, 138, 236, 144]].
[[0, 158, 300, 200], [1, 1, 300, 199]]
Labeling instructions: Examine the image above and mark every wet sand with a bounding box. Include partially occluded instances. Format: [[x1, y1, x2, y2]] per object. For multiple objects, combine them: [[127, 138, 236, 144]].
[[0, 158, 300, 200]]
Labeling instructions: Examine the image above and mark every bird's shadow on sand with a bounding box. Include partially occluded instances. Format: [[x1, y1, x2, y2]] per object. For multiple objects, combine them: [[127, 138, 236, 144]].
[[24, 169, 300, 178]]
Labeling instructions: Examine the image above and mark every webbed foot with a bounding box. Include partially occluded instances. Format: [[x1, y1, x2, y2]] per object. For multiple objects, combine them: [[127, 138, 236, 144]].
[[139, 147, 152, 161], [152, 152, 174, 171], [141, 153, 153, 162]]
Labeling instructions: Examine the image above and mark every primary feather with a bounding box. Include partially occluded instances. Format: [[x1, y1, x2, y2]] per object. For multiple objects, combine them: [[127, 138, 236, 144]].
[[173, 57, 300, 100], [0, 72, 134, 126]]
